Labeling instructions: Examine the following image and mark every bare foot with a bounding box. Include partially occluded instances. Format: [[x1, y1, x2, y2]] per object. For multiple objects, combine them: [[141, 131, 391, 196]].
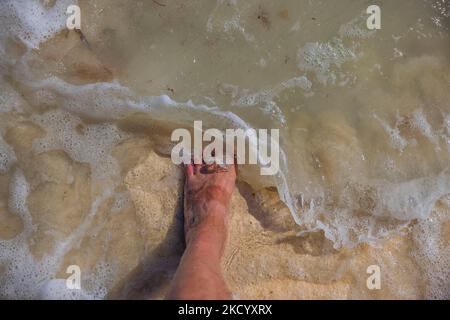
[[183, 163, 236, 252], [166, 162, 236, 300]]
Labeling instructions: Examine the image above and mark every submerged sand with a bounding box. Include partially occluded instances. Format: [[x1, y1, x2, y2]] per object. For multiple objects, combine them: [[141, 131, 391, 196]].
[[1, 130, 448, 299]]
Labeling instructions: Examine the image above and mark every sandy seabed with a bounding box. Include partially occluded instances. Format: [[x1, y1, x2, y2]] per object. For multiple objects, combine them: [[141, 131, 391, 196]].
[[1, 128, 448, 299]]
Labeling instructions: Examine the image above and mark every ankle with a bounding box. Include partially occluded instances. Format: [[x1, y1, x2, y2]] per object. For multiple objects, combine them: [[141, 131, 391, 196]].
[[186, 219, 228, 256]]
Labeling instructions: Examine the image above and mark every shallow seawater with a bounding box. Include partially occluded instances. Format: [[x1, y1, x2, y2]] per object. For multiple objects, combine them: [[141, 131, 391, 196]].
[[0, 0, 449, 299]]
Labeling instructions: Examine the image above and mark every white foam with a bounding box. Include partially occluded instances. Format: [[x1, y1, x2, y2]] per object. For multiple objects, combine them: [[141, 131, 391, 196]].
[[411, 206, 450, 299], [0, 135, 16, 173], [338, 13, 376, 39], [280, 76, 313, 91], [374, 114, 408, 152], [38, 279, 93, 300], [0, 77, 26, 113], [219, 76, 312, 125], [8, 169, 34, 232], [297, 39, 359, 85], [374, 170, 450, 220], [0, 0, 76, 50], [31, 109, 128, 182], [411, 109, 440, 149], [0, 169, 116, 299]]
